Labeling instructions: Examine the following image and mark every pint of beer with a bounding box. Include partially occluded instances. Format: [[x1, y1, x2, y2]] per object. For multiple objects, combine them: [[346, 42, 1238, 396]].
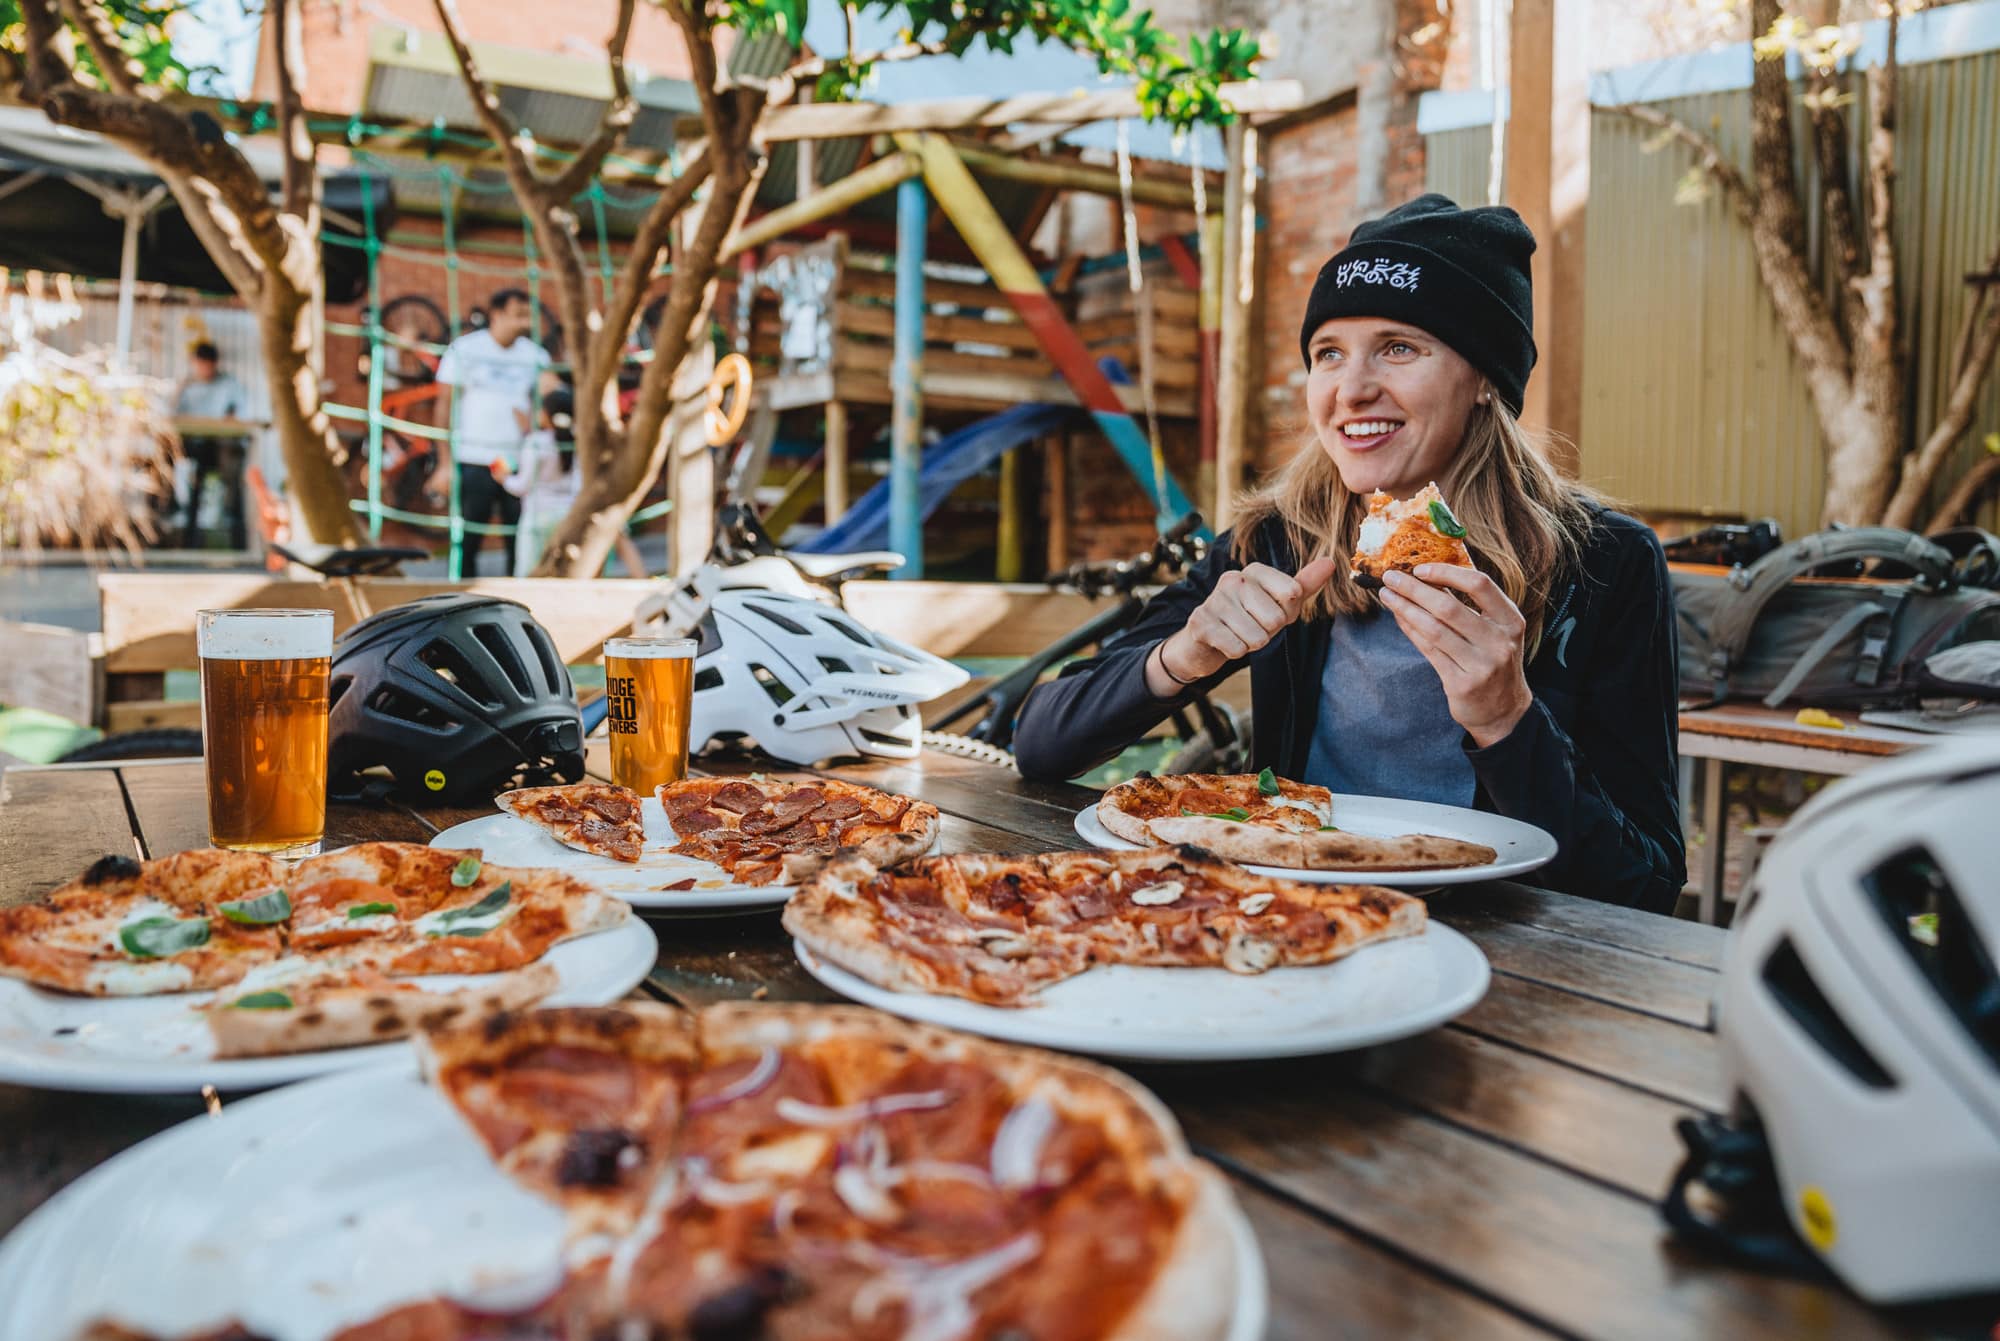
[[603, 636, 697, 792], [198, 608, 333, 857]]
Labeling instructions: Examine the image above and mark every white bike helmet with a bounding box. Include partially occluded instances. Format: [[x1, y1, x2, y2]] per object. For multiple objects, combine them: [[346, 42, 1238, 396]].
[[688, 588, 968, 764], [1670, 737, 2000, 1303]]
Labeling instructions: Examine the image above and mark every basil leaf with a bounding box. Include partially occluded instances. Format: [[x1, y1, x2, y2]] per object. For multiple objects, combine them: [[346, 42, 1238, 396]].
[[120, 915, 211, 959], [1256, 767, 1279, 796], [450, 856, 482, 888], [346, 902, 396, 919], [428, 882, 512, 938], [1427, 499, 1468, 539], [231, 990, 293, 1010], [1181, 806, 1251, 822], [219, 888, 291, 926], [1319, 824, 1341, 832]]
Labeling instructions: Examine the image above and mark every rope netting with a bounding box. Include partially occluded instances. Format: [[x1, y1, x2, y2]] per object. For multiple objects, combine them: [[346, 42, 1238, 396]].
[[316, 145, 683, 577]]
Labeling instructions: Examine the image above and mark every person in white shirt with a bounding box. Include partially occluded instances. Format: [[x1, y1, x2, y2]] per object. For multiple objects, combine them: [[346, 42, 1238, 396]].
[[174, 341, 250, 549], [429, 289, 549, 575]]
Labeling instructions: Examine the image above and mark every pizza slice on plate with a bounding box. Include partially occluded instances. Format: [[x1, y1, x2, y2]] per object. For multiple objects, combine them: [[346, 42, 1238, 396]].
[[1099, 771, 1497, 872], [497, 783, 647, 863], [201, 959, 559, 1059], [658, 777, 939, 886], [1350, 481, 1475, 588]]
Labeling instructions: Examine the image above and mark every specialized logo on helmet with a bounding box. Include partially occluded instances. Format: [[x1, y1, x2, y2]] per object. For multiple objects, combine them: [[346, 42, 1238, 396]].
[[1335, 258, 1421, 291], [424, 769, 447, 792]]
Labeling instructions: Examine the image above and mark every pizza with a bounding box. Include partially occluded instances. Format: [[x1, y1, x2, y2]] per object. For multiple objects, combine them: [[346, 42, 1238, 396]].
[[784, 845, 1427, 1006], [497, 782, 646, 863], [658, 776, 939, 886], [0, 843, 628, 1056], [1350, 481, 1475, 587], [1099, 771, 1498, 871], [370, 1001, 1244, 1341]]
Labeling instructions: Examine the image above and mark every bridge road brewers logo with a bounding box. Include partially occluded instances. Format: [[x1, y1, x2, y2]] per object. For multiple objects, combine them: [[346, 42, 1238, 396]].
[[1335, 258, 1422, 291], [606, 673, 640, 735]]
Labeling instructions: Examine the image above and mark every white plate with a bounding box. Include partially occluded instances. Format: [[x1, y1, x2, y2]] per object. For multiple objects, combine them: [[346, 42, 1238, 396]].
[[1073, 793, 1557, 887], [0, 917, 657, 1094], [796, 924, 1491, 1062], [0, 1065, 1268, 1341]]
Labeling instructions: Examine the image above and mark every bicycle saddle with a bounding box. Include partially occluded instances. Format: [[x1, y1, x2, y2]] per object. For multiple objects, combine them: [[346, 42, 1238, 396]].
[[274, 543, 430, 578], [784, 550, 905, 580]]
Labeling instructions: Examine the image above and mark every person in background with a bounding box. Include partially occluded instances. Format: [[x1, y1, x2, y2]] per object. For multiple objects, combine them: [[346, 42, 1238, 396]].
[[430, 289, 549, 575], [174, 341, 249, 550], [501, 384, 648, 578]]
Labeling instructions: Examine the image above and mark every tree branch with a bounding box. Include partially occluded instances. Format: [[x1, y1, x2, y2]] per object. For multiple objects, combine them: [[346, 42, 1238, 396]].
[[1860, 6, 1899, 312], [1803, 67, 1864, 340], [15, 0, 72, 97], [1606, 101, 1752, 226], [545, 0, 639, 203], [1885, 243, 2000, 529], [271, 0, 318, 222], [431, 0, 541, 191], [582, 145, 712, 419], [784, 39, 954, 84], [1925, 451, 2000, 534], [56, 0, 144, 98]]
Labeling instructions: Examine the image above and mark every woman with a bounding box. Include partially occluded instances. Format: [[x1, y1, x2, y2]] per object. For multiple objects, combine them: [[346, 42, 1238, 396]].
[[1013, 194, 1685, 912]]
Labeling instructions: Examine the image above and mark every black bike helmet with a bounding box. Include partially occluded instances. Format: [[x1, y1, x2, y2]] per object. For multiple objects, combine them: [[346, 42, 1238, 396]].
[[328, 593, 584, 804]]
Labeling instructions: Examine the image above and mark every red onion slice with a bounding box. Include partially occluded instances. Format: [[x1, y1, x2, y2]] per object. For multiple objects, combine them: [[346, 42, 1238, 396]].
[[849, 1232, 1044, 1341], [688, 1047, 779, 1114], [989, 1095, 1057, 1189], [776, 1090, 952, 1127], [833, 1162, 901, 1225]]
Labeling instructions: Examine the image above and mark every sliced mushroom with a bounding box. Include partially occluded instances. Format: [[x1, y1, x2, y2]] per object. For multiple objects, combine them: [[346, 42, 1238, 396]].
[[1222, 932, 1280, 975], [1237, 892, 1276, 916], [1128, 881, 1184, 906], [974, 931, 1035, 960]]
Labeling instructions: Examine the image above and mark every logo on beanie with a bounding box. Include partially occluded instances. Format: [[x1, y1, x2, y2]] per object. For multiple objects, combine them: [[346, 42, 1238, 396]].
[[1335, 258, 1421, 291]]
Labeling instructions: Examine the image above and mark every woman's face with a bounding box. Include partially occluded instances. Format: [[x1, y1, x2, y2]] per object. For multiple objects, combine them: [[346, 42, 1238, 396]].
[[1304, 317, 1485, 497]]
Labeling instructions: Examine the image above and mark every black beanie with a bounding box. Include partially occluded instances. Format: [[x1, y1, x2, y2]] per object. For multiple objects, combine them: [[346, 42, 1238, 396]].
[[1297, 193, 1538, 414]]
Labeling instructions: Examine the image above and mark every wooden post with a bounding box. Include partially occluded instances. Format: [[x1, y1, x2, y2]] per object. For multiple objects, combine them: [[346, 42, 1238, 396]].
[[1214, 121, 1257, 531], [666, 344, 717, 576], [823, 399, 849, 521], [1197, 211, 1223, 518], [996, 445, 1024, 582], [890, 174, 927, 578], [1506, 0, 1586, 465], [1046, 433, 1070, 574]]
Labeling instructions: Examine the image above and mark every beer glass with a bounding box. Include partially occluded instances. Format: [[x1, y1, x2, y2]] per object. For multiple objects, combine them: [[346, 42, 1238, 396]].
[[198, 608, 333, 857], [603, 636, 697, 792]]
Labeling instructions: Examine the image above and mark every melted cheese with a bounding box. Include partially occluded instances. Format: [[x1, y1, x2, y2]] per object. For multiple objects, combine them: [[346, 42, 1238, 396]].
[[1356, 516, 1393, 555]]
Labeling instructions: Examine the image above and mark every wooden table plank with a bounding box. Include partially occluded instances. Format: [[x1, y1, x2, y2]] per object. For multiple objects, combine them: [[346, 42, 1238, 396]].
[[1186, 1091, 1909, 1341], [116, 760, 211, 859], [1454, 919, 1720, 1029], [1438, 883, 1725, 972], [0, 1085, 203, 1237], [1234, 1178, 1555, 1341], [0, 767, 138, 907], [1452, 974, 1727, 1112]]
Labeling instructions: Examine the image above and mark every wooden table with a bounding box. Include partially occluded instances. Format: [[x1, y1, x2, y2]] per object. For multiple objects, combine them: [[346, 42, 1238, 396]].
[[2, 754, 1994, 1341], [1677, 705, 1934, 924]]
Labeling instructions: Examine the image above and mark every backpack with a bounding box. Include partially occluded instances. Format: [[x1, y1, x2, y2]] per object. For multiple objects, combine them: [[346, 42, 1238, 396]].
[[1673, 527, 2000, 710]]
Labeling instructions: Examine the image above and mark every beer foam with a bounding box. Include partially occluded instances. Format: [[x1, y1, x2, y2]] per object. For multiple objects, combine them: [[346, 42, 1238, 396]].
[[198, 610, 333, 660], [605, 637, 697, 660]]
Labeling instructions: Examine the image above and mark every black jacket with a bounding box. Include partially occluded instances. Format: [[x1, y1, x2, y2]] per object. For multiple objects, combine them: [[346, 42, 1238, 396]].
[[1013, 507, 1687, 913]]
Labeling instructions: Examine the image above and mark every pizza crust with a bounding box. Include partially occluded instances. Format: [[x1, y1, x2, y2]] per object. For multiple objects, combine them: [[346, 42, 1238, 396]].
[[203, 960, 560, 1058]]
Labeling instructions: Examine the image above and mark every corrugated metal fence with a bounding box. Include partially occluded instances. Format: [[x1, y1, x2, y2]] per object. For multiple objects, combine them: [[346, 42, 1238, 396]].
[[1422, 1, 2000, 537]]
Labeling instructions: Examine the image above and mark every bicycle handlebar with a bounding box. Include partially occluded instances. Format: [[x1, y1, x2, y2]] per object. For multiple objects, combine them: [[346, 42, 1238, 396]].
[[1047, 511, 1208, 598]]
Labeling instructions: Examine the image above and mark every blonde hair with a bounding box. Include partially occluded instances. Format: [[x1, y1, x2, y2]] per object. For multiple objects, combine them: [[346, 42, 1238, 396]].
[[1231, 394, 1601, 651]]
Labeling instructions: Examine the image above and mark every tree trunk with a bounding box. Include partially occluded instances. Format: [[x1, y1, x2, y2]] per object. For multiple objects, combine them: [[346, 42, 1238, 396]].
[[1818, 389, 1900, 527], [259, 267, 364, 546]]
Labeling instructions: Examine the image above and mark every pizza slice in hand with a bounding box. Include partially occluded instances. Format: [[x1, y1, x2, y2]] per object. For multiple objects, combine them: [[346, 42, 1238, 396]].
[[498, 783, 648, 863], [1350, 481, 1475, 589]]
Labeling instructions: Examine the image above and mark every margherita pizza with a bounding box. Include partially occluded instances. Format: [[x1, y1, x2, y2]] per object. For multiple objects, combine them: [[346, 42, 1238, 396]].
[[497, 782, 646, 862], [385, 1001, 1243, 1341], [1350, 481, 1475, 587], [1099, 771, 1498, 871], [0, 843, 627, 1057], [658, 776, 939, 886], [784, 845, 1426, 1006]]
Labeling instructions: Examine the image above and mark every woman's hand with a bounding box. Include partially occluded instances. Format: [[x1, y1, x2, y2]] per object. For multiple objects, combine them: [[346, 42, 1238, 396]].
[[1147, 556, 1339, 697], [1378, 564, 1533, 747]]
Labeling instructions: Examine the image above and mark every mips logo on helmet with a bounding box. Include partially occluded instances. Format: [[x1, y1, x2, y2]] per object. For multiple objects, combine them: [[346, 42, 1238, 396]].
[[423, 769, 446, 792], [1335, 258, 1421, 291]]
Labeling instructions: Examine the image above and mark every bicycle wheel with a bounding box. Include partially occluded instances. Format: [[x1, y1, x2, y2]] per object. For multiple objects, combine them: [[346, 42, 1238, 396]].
[[378, 294, 448, 384], [56, 729, 204, 764]]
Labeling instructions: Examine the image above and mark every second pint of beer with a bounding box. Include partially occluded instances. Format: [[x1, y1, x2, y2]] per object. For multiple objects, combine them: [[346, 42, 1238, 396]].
[[604, 636, 697, 793], [198, 608, 332, 858]]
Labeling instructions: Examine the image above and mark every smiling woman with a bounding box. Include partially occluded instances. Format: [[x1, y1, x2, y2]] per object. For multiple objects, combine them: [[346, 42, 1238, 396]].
[[1014, 195, 1687, 914]]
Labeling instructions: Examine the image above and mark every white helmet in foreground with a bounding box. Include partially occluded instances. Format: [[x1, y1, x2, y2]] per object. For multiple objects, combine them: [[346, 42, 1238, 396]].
[[689, 588, 968, 764], [1675, 736, 2000, 1303]]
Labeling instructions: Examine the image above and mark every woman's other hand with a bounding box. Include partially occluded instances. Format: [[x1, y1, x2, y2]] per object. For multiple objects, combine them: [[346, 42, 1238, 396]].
[[1146, 556, 1339, 697], [1378, 564, 1533, 747]]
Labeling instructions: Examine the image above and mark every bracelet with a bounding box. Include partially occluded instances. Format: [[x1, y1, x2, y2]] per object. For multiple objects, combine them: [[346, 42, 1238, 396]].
[[1153, 639, 1199, 688]]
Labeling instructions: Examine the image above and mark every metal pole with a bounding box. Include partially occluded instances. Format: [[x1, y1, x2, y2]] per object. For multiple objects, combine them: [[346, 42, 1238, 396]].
[[114, 199, 141, 363], [890, 174, 927, 579]]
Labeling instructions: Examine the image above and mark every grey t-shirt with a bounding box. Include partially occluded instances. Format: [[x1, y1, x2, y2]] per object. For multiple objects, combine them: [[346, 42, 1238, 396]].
[[1302, 609, 1476, 806]]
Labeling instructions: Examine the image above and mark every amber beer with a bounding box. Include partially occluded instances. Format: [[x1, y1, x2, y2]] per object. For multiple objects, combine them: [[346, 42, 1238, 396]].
[[604, 636, 697, 792], [198, 609, 333, 857]]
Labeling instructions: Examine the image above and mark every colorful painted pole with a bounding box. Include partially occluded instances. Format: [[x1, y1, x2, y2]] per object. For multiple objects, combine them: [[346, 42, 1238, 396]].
[[1193, 218, 1223, 512], [890, 173, 927, 579], [898, 133, 1200, 535]]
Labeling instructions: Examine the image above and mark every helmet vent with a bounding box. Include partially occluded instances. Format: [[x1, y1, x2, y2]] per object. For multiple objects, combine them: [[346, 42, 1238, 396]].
[[859, 727, 910, 748], [748, 663, 794, 706], [747, 602, 812, 636], [1760, 938, 1894, 1089], [471, 622, 533, 697], [368, 686, 452, 730], [818, 656, 852, 674], [1861, 846, 2000, 1073], [824, 616, 871, 646], [418, 638, 498, 708], [693, 666, 725, 692]]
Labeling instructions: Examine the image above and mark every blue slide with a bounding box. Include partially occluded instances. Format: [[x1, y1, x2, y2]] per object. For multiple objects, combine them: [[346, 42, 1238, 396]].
[[793, 400, 1084, 555]]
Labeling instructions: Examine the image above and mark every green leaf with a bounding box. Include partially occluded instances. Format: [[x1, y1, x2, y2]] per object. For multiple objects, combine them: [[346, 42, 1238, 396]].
[[1256, 767, 1279, 796], [427, 882, 512, 938], [1183, 806, 1251, 822], [1318, 824, 1341, 832], [1427, 499, 1468, 539], [347, 902, 396, 919], [230, 990, 293, 1010], [450, 856, 482, 888], [219, 888, 291, 926], [119, 915, 211, 959]]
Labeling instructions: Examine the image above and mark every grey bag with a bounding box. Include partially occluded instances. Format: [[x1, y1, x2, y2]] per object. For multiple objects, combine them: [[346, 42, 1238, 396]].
[[1673, 527, 2000, 709]]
